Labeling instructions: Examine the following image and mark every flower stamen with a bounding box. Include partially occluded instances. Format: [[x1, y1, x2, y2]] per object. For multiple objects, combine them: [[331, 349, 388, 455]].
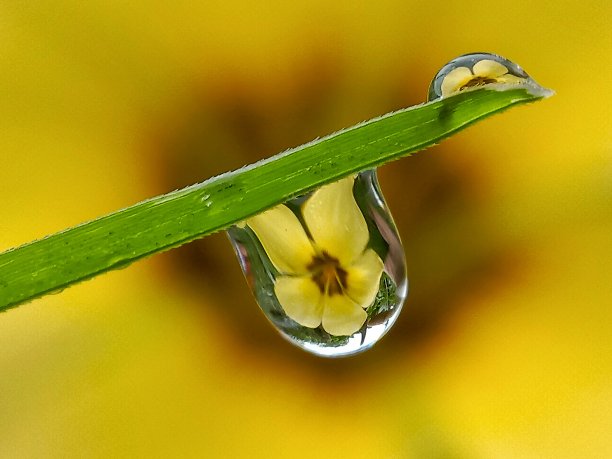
[[460, 75, 498, 90], [307, 251, 348, 296]]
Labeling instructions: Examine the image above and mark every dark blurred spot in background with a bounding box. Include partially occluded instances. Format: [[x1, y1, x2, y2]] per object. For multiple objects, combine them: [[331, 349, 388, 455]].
[[148, 50, 523, 376]]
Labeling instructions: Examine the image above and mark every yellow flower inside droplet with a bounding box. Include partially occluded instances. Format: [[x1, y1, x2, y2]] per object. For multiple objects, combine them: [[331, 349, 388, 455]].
[[441, 59, 524, 97], [246, 177, 384, 336]]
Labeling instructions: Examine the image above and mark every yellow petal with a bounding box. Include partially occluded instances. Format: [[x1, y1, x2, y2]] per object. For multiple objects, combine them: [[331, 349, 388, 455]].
[[496, 74, 524, 85], [472, 59, 509, 79], [302, 177, 368, 265], [275, 276, 324, 328], [440, 66, 473, 96], [247, 205, 314, 274], [344, 249, 384, 309], [321, 294, 368, 336]]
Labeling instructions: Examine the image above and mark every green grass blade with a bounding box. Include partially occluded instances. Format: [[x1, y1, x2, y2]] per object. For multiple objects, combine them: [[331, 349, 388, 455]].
[[0, 86, 551, 311]]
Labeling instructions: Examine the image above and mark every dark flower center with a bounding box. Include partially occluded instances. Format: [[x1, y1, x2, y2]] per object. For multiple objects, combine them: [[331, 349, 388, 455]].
[[308, 251, 348, 296], [461, 75, 499, 90]]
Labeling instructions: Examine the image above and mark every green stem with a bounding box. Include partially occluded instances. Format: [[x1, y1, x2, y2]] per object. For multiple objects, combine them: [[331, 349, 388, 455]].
[[0, 87, 550, 311]]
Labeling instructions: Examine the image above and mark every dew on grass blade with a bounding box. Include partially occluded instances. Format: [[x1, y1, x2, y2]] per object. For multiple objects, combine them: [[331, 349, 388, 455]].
[[428, 52, 550, 100], [227, 171, 407, 357], [226, 52, 549, 357]]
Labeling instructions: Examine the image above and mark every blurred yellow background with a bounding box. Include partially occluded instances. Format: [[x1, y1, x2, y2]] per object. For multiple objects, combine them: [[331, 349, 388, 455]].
[[1, 1, 611, 457]]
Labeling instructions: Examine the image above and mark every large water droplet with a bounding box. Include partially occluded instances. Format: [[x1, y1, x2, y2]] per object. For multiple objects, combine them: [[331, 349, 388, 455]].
[[428, 52, 548, 101], [227, 171, 407, 357]]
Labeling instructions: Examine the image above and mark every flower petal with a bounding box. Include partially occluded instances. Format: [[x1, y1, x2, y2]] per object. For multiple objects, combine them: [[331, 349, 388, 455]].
[[472, 59, 509, 79], [302, 176, 369, 265], [247, 205, 314, 274], [440, 66, 474, 96], [344, 248, 384, 309], [496, 74, 524, 85], [321, 294, 368, 336], [275, 276, 324, 328]]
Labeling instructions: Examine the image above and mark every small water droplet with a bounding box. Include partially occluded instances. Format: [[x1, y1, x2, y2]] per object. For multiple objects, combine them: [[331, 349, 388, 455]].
[[227, 171, 407, 357], [428, 52, 545, 101], [48, 287, 67, 296], [201, 193, 211, 202]]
